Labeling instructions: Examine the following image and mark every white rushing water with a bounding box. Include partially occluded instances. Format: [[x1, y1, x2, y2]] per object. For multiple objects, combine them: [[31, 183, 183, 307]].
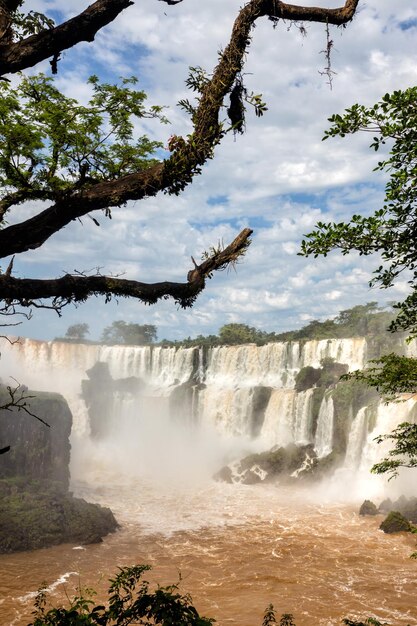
[[314, 393, 335, 458], [2, 336, 417, 626], [1, 336, 416, 512]]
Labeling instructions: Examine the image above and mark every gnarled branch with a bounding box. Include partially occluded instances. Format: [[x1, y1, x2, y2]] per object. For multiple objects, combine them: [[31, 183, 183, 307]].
[[0, 0, 133, 76], [0, 228, 253, 309], [0, 0, 360, 259]]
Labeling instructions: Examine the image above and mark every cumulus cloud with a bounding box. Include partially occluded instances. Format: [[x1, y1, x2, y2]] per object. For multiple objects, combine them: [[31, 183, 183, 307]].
[[9, 0, 417, 340]]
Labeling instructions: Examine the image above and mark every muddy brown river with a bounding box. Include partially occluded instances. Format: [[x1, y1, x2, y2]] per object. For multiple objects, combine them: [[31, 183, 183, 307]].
[[0, 481, 416, 626]]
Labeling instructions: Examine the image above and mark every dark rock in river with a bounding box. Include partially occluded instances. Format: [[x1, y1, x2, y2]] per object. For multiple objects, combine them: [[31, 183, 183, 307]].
[[0, 384, 118, 553], [378, 498, 393, 513], [0, 478, 118, 553], [214, 442, 338, 484], [381, 496, 417, 524], [359, 500, 378, 516], [379, 511, 412, 534]]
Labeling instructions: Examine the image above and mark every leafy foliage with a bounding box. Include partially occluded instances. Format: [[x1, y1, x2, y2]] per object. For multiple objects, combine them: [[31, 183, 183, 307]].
[[274, 304, 399, 351], [161, 304, 399, 348], [11, 8, 55, 39], [300, 88, 417, 339], [371, 422, 417, 479], [218, 323, 271, 345], [343, 354, 417, 400], [0, 73, 166, 220], [101, 321, 157, 345], [29, 564, 214, 626], [65, 324, 90, 342]]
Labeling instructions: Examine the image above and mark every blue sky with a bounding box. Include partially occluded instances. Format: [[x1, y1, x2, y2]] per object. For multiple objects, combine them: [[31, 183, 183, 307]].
[[5, 0, 417, 342]]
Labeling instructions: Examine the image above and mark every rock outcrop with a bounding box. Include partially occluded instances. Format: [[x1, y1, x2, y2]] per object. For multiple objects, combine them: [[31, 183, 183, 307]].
[[81, 361, 143, 439], [359, 500, 378, 516], [0, 389, 71, 488], [214, 443, 340, 485], [0, 477, 117, 553], [0, 384, 118, 553], [379, 511, 412, 534]]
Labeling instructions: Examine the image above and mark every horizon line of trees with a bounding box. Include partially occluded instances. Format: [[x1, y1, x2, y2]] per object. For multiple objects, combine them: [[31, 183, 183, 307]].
[[56, 302, 399, 348]]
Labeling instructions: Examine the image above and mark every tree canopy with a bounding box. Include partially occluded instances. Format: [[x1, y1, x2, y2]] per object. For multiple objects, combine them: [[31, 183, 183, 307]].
[[65, 323, 89, 342], [0, 0, 360, 319], [101, 321, 157, 345], [300, 88, 417, 339], [300, 87, 417, 480]]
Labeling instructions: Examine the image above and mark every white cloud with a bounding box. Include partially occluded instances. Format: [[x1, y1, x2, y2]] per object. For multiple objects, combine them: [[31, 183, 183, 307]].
[[7, 0, 417, 341]]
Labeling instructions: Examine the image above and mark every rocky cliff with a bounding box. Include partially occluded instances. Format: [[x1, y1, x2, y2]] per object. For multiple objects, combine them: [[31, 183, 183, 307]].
[[0, 385, 118, 553]]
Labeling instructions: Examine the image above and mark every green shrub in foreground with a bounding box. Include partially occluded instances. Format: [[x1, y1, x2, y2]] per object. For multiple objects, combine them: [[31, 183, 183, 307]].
[[28, 564, 404, 626]]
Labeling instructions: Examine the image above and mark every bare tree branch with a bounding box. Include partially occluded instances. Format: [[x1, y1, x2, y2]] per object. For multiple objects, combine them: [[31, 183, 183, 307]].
[[0, 228, 253, 309], [0, 0, 133, 76], [0, 380, 48, 425], [0, 0, 360, 260]]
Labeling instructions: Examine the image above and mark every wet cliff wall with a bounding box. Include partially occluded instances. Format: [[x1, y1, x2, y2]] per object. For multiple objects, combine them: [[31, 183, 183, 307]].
[[0, 387, 71, 488], [0, 385, 118, 553]]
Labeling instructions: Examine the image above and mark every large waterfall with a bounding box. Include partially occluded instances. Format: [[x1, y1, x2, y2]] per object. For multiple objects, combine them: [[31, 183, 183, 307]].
[[1, 336, 417, 626], [1, 335, 415, 491]]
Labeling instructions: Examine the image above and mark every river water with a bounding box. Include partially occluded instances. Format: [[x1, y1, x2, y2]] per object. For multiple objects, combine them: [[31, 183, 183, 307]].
[[0, 338, 416, 625], [0, 477, 416, 626]]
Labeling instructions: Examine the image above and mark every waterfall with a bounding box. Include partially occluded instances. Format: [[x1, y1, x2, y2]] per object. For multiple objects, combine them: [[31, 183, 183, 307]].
[[2, 335, 414, 478], [344, 406, 370, 469], [314, 394, 334, 458], [293, 389, 314, 445], [259, 389, 296, 447], [359, 398, 417, 473]]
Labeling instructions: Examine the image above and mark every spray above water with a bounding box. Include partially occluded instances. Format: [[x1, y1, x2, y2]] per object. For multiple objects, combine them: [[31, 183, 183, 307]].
[[1, 336, 416, 524]]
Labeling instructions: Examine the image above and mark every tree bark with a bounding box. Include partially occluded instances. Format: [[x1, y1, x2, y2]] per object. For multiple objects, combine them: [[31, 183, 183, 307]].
[[0, 0, 133, 75], [0, 228, 253, 309], [0, 0, 360, 260]]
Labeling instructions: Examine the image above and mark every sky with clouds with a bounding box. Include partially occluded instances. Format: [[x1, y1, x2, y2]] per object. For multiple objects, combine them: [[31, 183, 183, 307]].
[[6, 0, 417, 341]]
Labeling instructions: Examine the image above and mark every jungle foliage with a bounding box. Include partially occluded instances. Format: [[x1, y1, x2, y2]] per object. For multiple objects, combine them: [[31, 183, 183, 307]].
[[300, 88, 417, 336], [100, 321, 157, 345], [160, 303, 400, 349]]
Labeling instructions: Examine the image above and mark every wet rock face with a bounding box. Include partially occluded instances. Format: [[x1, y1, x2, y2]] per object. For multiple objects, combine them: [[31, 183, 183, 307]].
[[379, 511, 412, 534], [0, 478, 118, 553], [0, 387, 72, 489], [0, 383, 119, 553], [214, 443, 335, 485], [359, 500, 379, 516], [81, 361, 143, 439], [378, 496, 417, 524]]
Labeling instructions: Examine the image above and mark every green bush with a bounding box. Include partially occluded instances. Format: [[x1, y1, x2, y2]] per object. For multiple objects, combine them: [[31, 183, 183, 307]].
[[28, 564, 400, 626]]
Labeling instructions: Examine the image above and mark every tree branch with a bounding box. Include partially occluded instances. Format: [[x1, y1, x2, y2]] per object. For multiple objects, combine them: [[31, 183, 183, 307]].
[[0, 0, 133, 76], [0, 228, 253, 309], [0, 0, 360, 259]]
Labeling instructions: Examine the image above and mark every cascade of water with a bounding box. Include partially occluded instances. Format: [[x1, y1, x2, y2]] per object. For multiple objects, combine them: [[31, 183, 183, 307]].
[[204, 343, 293, 388], [360, 397, 417, 472], [344, 406, 369, 469], [293, 388, 314, 445], [314, 394, 334, 458], [198, 386, 255, 437], [260, 389, 296, 447], [1, 334, 410, 479], [299, 338, 367, 371]]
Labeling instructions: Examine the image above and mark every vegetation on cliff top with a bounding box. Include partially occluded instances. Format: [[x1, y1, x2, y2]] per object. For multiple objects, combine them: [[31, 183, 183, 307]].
[[58, 303, 400, 348]]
